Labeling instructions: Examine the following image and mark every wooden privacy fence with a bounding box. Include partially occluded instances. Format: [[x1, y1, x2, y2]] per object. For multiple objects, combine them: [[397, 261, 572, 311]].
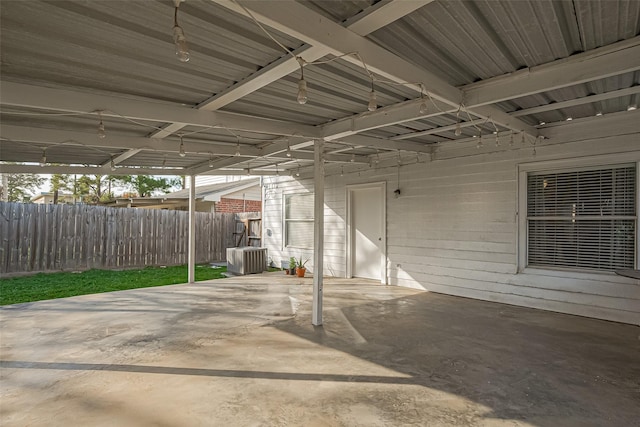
[[0, 202, 260, 274]]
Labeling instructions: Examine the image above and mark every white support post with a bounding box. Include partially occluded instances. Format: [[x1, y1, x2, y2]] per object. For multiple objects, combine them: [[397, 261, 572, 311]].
[[188, 174, 196, 284], [312, 139, 325, 326]]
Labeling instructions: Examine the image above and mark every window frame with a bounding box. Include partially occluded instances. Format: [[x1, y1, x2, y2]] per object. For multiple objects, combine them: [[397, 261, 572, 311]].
[[517, 153, 639, 273], [282, 192, 314, 250]]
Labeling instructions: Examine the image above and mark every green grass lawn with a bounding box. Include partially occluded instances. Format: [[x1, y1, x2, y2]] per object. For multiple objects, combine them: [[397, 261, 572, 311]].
[[0, 264, 227, 306]]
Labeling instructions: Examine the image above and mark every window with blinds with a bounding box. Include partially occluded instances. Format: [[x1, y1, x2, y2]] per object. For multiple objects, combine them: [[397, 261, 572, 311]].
[[284, 193, 314, 249], [527, 165, 636, 271]]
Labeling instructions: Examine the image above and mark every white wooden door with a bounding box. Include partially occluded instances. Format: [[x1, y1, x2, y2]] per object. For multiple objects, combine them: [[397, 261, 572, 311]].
[[349, 184, 385, 282]]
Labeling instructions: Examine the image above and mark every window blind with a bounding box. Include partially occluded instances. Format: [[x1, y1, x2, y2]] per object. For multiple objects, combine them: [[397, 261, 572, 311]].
[[284, 193, 314, 249], [527, 166, 636, 271]]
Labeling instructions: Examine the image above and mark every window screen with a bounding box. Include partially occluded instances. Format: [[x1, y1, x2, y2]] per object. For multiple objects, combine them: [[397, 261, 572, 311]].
[[284, 193, 314, 249], [527, 165, 636, 271]]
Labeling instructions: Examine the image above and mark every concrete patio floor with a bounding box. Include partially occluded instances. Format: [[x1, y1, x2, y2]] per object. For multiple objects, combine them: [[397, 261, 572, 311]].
[[1, 272, 638, 427]]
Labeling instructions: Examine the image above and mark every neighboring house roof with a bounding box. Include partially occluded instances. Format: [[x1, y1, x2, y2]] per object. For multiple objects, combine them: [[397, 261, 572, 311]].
[[164, 178, 261, 202], [104, 179, 261, 208], [31, 192, 75, 202]]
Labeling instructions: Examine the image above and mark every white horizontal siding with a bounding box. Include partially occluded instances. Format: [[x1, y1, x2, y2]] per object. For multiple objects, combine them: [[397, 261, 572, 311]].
[[263, 134, 640, 325]]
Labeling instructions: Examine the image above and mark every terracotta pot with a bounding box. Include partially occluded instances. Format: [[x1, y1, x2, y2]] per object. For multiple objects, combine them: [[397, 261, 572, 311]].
[[285, 269, 290, 275], [296, 267, 306, 278]]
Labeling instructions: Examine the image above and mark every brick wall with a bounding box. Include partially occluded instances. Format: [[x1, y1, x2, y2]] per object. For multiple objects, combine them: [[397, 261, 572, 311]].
[[214, 198, 262, 213]]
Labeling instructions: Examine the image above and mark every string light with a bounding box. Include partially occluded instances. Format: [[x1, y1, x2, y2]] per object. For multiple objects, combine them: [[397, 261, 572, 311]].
[[234, 137, 241, 157], [209, 153, 214, 168], [286, 144, 292, 157], [494, 131, 500, 147], [340, 166, 344, 177], [367, 80, 377, 112], [509, 130, 514, 147], [275, 163, 279, 176], [297, 78, 308, 105], [246, 168, 251, 176], [476, 132, 483, 149], [419, 89, 428, 115], [97, 111, 106, 139], [173, 1, 190, 62], [454, 106, 462, 136], [350, 152, 355, 162], [375, 150, 380, 165], [40, 149, 47, 167], [296, 167, 300, 177], [178, 134, 186, 157], [297, 57, 308, 105], [521, 131, 526, 144], [110, 157, 116, 171]]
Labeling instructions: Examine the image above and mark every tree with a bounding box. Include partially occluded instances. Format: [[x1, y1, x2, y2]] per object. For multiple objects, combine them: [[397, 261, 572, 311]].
[[50, 174, 73, 204], [113, 175, 181, 198], [5, 173, 45, 202]]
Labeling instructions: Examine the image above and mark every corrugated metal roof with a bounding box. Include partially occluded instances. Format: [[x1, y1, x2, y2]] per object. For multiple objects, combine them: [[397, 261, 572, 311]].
[[0, 0, 638, 174], [368, 0, 640, 86], [302, 1, 378, 23], [0, 0, 303, 104], [221, 54, 417, 124]]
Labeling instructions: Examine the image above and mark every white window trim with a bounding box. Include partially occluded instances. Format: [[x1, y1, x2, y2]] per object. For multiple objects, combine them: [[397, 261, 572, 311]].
[[517, 152, 640, 274], [282, 191, 314, 250]]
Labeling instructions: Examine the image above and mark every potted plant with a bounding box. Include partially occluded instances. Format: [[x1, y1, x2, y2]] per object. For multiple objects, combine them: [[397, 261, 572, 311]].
[[289, 257, 297, 275], [295, 257, 309, 278]]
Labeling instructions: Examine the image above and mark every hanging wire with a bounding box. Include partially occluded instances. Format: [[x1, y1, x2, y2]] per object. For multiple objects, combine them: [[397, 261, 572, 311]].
[[234, 0, 297, 59]]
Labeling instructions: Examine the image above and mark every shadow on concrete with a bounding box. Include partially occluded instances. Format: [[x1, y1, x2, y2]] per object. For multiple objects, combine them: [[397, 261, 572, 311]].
[[271, 290, 640, 427], [0, 360, 415, 385]]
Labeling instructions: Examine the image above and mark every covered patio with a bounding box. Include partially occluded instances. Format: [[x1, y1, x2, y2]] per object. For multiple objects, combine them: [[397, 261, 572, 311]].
[[1, 273, 638, 426]]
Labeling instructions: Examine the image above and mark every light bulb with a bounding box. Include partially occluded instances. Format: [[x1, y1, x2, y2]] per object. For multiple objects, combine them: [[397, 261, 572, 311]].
[[476, 135, 483, 149], [532, 146, 537, 156], [297, 79, 308, 104], [340, 167, 344, 177], [246, 168, 250, 176], [350, 153, 355, 162], [495, 132, 500, 147], [173, 26, 190, 62], [296, 169, 300, 177], [367, 90, 377, 112], [97, 121, 106, 139], [235, 142, 241, 157], [179, 137, 186, 157], [209, 156, 214, 168], [110, 159, 116, 171], [286, 146, 292, 157], [454, 122, 462, 136], [40, 152, 47, 167], [419, 99, 428, 115]]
